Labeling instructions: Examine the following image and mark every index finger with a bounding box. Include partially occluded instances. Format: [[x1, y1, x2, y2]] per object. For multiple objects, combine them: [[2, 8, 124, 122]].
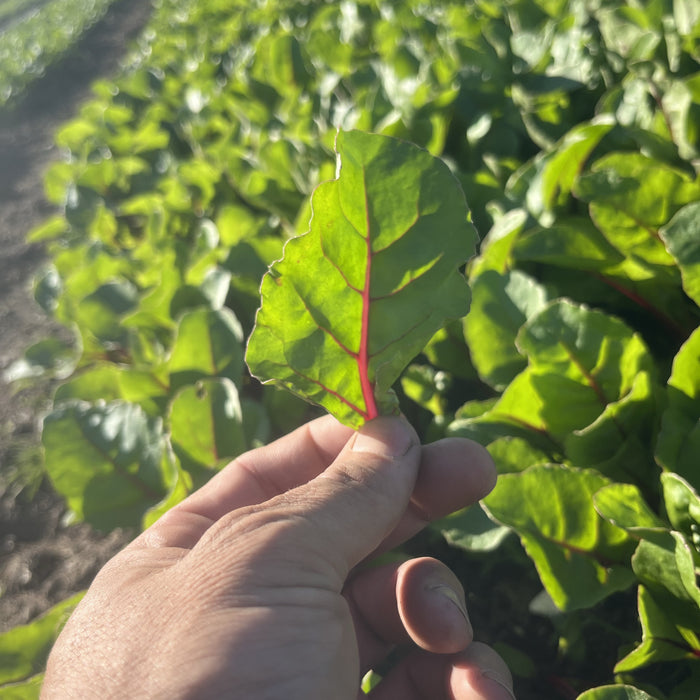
[[133, 414, 353, 549], [181, 413, 354, 520], [136, 416, 494, 553]]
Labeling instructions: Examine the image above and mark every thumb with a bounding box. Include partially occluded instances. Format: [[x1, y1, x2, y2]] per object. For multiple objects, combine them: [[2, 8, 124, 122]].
[[282, 415, 421, 582]]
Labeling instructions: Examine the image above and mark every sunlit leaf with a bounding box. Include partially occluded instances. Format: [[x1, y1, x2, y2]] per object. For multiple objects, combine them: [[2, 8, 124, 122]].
[[400, 364, 450, 418], [475, 301, 654, 449], [656, 327, 700, 488], [576, 683, 660, 699], [659, 202, 700, 306], [512, 217, 625, 271], [439, 504, 512, 552], [464, 270, 548, 390], [422, 322, 474, 380], [631, 532, 700, 631], [54, 364, 168, 417], [615, 585, 700, 673], [483, 464, 635, 610], [168, 308, 245, 392], [486, 436, 552, 474], [661, 472, 700, 542], [0, 593, 83, 686], [593, 483, 668, 542], [246, 130, 476, 428], [574, 153, 700, 273], [563, 371, 659, 484], [169, 378, 247, 473], [43, 401, 173, 530]]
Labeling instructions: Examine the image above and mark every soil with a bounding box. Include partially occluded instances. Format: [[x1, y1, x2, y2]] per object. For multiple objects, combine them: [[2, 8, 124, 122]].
[[0, 0, 153, 633]]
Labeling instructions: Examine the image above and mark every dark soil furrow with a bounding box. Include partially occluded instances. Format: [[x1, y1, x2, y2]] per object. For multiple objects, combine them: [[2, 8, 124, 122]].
[[0, 0, 152, 634]]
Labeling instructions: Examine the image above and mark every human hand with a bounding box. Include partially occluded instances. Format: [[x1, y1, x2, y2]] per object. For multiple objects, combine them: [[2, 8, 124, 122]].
[[42, 415, 514, 699]]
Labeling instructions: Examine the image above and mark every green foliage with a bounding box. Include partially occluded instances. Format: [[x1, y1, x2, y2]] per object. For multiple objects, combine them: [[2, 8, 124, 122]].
[[0, 593, 82, 695], [483, 465, 636, 611], [5, 0, 700, 696], [0, 0, 120, 107], [246, 130, 476, 428], [576, 686, 659, 700]]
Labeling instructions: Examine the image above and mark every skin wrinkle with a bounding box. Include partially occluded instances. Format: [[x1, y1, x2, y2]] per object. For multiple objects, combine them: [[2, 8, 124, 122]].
[[190, 505, 350, 596], [406, 495, 435, 525], [231, 452, 287, 503], [315, 462, 413, 541], [305, 418, 348, 468]]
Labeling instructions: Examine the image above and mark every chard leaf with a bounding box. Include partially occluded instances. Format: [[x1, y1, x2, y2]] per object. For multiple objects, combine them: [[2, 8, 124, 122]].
[[43, 401, 173, 531], [400, 364, 450, 418], [483, 464, 636, 611], [421, 321, 475, 380], [576, 683, 660, 699], [464, 269, 549, 391], [512, 217, 625, 272], [168, 308, 245, 392], [469, 209, 528, 278], [656, 327, 700, 488], [54, 364, 169, 417], [486, 436, 552, 474], [246, 130, 476, 428], [615, 585, 700, 673], [659, 202, 700, 305], [471, 300, 653, 449], [661, 473, 700, 542], [574, 153, 700, 273], [169, 378, 247, 475], [563, 370, 659, 485], [515, 301, 654, 411], [439, 504, 512, 552], [537, 119, 615, 210], [631, 532, 700, 630], [593, 483, 668, 541], [0, 593, 83, 686]]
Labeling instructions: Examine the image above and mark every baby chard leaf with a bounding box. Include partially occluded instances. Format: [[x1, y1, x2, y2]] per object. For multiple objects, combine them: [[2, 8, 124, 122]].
[[246, 130, 476, 428]]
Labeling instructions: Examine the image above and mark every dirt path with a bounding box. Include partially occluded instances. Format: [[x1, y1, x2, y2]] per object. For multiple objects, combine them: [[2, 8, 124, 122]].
[[0, 0, 153, 633]]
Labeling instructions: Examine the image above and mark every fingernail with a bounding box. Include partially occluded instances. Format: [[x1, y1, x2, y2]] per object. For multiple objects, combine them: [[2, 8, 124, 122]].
[[351, 416, 414, 458], [455, 642, 516, 700], [430, 583, 473, 637], [482, 671, 517, 700]]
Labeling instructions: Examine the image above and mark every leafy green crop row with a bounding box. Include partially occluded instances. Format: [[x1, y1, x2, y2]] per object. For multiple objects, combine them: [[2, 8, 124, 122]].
[[0, 0, 119, 107], [4, 0, 699, 697], [0, 0, 44, 24]]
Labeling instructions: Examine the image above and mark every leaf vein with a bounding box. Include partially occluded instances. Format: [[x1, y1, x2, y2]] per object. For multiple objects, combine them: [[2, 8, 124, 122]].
[[319, 232, 362, 294], [289, 280, 358, 359]]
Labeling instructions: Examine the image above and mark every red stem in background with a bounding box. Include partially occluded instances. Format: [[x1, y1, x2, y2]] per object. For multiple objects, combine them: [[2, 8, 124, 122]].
[[358, 179, 379, 420], [593, 272, 687, 339]]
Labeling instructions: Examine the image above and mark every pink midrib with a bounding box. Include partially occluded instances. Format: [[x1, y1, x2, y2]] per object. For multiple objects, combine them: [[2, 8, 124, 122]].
[[358, 181, 379, 421]]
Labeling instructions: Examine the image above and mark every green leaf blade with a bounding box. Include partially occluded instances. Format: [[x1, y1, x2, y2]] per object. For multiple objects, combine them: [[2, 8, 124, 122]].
[[576, 684, 660, 700], [42, 401, 172, 531], [483, 465, 636, 610], [246, 130, 476, 428], [615, 585, 699, 674], [656, 327, 700, 487], [659, 202, 700, 306], [0, 593, 83, 686], [169, 378, 247, 474]]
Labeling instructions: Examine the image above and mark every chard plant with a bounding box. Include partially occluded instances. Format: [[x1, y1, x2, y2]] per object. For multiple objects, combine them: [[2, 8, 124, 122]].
[[2, 0, 699, 698], [246, 129, 477, 427]]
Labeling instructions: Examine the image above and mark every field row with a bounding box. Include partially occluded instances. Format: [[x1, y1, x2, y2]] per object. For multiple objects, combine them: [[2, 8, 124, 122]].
[[3, 0, 700, 697], [0, 0, 119, 107]]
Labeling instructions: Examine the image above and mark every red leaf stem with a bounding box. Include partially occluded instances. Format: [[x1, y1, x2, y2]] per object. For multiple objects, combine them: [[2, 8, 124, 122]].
[[359, 177, 379, 420], [593, 272, 687, 338], [291, 364, 370, 420]]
